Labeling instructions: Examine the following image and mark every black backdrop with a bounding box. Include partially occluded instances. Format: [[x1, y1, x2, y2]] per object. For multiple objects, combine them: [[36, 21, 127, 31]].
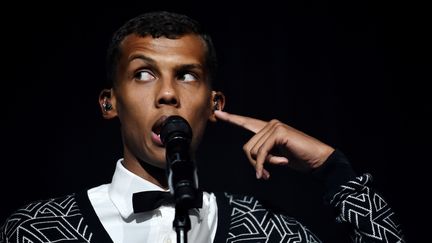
[[1, 1, 430, 242]]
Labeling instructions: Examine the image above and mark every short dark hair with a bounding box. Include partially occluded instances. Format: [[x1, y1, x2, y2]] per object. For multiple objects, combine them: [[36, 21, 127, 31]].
[[106, 11, 217, 87]]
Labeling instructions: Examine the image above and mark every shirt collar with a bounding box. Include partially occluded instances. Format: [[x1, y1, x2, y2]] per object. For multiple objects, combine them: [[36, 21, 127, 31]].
[[108, 159, 168, 219]]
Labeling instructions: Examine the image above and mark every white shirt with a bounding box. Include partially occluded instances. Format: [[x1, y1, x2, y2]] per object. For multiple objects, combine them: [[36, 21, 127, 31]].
[[87, 159, 218, 243]]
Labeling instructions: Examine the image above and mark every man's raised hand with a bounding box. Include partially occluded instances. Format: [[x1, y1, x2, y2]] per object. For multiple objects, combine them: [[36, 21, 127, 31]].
[[214, 110, 335, 179]]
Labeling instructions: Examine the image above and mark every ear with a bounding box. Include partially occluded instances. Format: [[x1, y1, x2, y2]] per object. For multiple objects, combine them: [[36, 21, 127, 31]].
[[209, 91, 225, 122], [98, 88, 118, 119]]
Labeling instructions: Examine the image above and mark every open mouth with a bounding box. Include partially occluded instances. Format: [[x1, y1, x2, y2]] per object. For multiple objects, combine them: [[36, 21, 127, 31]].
[[151, 115, 168, 146]]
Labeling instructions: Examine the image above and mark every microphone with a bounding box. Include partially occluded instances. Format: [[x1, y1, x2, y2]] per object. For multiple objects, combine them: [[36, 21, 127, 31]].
[[160, 115, 199, 209]]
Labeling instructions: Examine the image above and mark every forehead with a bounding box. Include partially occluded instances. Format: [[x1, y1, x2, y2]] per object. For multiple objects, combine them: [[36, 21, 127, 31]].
[[119, 34, 207, 65]]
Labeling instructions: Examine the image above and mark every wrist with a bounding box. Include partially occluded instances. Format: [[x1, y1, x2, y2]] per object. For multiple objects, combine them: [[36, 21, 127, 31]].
[[312, 149, 357, 197]]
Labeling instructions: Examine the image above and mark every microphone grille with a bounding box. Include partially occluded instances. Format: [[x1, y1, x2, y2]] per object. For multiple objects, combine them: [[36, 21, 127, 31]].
[[160, 115, 192, 145]]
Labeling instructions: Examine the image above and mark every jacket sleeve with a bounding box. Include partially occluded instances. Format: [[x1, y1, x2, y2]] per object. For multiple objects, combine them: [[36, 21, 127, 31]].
[[0, 222, 5, 243], [313, 150, 406, 243]]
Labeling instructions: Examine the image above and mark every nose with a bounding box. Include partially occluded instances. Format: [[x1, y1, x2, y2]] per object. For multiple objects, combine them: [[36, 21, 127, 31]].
[[155, 79, 179, 108]]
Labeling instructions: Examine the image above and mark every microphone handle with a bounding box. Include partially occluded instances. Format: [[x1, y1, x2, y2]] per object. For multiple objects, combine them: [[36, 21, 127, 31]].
[[166, 136, 198, 208]]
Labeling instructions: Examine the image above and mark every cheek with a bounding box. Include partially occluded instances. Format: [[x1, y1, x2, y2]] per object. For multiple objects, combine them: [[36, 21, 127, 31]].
[[185, 93, 212, 145], [186, 91, 211, 117], [116, 88, 154, 117]]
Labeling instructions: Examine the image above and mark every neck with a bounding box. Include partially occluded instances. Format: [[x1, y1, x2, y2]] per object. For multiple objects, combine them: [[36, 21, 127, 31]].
[[122, 157, 168, 189], [140, 160, 169, 189]]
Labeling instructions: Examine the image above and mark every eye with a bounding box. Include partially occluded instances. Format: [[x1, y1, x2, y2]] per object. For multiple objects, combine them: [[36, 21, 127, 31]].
[[135, 70, 156, 82], [179, 73, 197, 82]]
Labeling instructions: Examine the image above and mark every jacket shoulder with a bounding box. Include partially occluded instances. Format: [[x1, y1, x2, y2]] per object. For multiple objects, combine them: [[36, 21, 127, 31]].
[[215, 192, 322, 243], [1, 193, 94, 243]]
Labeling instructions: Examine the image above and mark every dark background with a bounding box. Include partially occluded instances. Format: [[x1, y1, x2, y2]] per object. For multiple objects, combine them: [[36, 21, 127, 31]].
[[1, 1, 430, 242]]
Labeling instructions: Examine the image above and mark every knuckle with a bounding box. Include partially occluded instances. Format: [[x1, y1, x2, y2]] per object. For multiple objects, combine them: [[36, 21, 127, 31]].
[[269, 119, 281, 126], [273, 121, 287, 131], [242, 144, 248, 152]]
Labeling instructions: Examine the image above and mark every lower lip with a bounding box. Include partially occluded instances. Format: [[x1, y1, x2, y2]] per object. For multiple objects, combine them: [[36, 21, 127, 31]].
[[151, 132, 163, 146]]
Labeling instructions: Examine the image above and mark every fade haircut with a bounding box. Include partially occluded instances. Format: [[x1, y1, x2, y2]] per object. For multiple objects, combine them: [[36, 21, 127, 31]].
[[106, 11, 217, 87]]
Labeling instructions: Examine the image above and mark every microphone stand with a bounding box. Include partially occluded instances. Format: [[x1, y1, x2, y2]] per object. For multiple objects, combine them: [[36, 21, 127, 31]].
[[172, 181, 197, 243], [166, 141, 197, 243], [173, 203, 191, 243]]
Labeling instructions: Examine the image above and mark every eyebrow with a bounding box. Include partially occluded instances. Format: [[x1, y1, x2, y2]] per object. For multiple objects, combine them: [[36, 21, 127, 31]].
[[174, 64, 204, 72], [128, 54, 157, 65]]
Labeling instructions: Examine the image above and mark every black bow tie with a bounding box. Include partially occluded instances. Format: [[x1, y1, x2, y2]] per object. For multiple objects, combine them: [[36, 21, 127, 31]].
[[132, 190, 203, 213]]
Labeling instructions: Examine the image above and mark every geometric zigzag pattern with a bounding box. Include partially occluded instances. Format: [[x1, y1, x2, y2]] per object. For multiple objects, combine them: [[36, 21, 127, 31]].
[[0, 194, 92, 243], [224, 193, 322, 243], [1, 175, 406, 243], [330, 173, 406, 243]]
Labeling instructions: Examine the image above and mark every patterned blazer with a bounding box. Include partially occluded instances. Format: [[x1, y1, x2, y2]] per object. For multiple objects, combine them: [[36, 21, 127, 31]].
[[1, 150, 405, 242]]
